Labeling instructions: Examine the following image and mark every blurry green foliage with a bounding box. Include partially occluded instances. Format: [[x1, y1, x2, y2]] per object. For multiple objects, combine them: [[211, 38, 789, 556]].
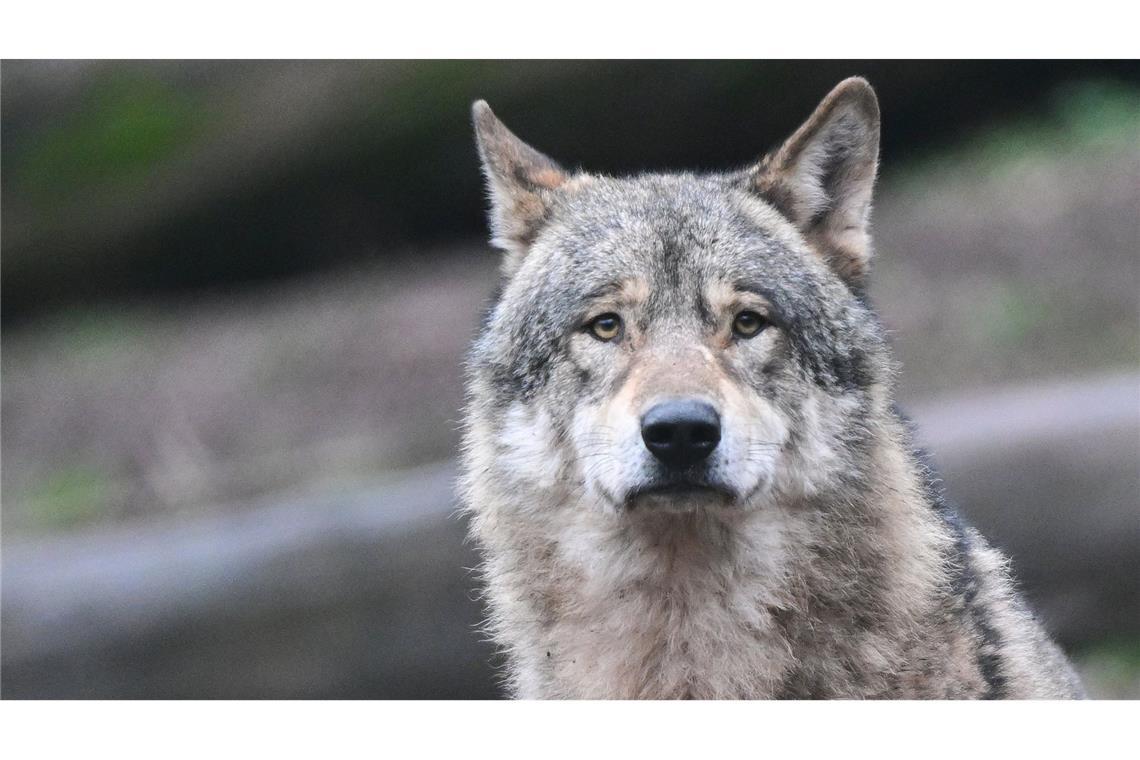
[[976, 284, 1051, 348], [25, 465, 115, 529], [15, 70, 208, 201], [369, 60, 494, 125], [1050, 79, 1140, 144], [53, 307, 147, 356], [1075, 636, 1140, 698], [890, 78, 1140, 184]]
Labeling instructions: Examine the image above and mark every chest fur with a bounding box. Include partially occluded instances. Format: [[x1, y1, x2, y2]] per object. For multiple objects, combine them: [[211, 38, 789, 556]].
[[497, 510, 806, 698]]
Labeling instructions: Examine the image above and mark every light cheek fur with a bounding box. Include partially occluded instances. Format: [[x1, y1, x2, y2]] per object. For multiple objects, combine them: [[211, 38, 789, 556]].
[[768, 386, 862, 503], [497, 402, 568, 492], [569, 394, 643, 510], [712, 371, 788, 503]]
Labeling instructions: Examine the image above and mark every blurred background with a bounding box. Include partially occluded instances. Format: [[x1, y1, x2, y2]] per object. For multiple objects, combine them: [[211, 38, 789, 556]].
[[2, 60, 1138, 699]]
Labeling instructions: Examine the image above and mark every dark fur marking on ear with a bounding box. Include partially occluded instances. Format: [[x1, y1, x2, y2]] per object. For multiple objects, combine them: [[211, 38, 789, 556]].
[[754, 180, 799, 224]]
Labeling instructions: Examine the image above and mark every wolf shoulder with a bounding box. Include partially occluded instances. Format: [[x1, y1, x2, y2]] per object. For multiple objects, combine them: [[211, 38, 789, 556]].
[[959, 529, 1086, 698]]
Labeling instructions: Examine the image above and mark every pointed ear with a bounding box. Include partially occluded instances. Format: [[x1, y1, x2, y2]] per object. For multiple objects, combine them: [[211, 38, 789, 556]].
[[472, 100, 569, 268], [750, 77, 880, 286]]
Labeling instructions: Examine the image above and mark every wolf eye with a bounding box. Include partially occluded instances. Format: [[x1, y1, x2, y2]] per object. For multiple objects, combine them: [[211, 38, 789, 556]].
[[587, 313, 623, 342], [732, 310, 767, 339]]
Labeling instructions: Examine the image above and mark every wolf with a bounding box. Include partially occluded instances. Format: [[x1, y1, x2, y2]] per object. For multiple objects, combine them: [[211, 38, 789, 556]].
[[459, 78, 1084, 699]]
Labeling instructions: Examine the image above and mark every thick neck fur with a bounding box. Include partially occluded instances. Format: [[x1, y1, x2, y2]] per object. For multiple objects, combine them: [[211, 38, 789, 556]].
[[463, 406, 986, 699]]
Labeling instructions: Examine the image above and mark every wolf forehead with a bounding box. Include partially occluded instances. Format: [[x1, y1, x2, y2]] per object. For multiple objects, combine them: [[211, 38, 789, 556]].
[[502, 173, 849, 328], [526, 172, 824, 288]]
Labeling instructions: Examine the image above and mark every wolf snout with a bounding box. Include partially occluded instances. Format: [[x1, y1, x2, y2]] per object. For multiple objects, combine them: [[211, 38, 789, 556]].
[[640, 399, 721, 469]]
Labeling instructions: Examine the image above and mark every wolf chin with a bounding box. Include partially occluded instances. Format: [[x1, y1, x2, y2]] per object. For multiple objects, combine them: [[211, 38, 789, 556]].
[[459, 78, 1084, 699]]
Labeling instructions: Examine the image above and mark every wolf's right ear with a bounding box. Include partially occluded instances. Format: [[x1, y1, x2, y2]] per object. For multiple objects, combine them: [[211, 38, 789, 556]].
[[472, 101, 569, 271], [748, 78, 881, 287]]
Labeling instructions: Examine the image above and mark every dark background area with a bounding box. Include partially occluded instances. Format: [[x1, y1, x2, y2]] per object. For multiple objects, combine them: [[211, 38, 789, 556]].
[[3, 60, 1137, 320], [2, 60, 1138, 698]]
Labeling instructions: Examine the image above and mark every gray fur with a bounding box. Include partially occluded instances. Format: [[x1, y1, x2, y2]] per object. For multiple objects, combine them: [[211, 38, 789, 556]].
[[459, 78, 1085, 699]]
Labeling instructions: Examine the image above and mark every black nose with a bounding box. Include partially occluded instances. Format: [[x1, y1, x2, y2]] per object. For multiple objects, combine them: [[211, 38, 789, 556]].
[[641, 399, 721, 469]]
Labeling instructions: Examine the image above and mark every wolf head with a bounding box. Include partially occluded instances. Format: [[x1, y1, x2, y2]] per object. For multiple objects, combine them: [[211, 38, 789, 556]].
[[466, 78, 892, 516]]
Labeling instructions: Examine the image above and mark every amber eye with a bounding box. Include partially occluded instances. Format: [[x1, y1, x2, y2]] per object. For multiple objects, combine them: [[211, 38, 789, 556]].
[[588, 313, 623, 342], [732, 310, 767, 338]]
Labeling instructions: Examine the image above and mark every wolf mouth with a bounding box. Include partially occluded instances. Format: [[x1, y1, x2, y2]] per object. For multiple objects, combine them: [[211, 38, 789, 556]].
[[623, 480, 737, 510]]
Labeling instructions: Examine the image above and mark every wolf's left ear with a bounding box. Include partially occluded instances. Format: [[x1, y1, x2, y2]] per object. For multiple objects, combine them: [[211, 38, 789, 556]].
[[472, 101, 570, 270], [749, 77, 880, 286]]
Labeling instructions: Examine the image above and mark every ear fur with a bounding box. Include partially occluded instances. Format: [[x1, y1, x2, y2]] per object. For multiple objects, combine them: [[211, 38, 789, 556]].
[[750, 77, 881, 286], [472, 101, 569, 271]]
